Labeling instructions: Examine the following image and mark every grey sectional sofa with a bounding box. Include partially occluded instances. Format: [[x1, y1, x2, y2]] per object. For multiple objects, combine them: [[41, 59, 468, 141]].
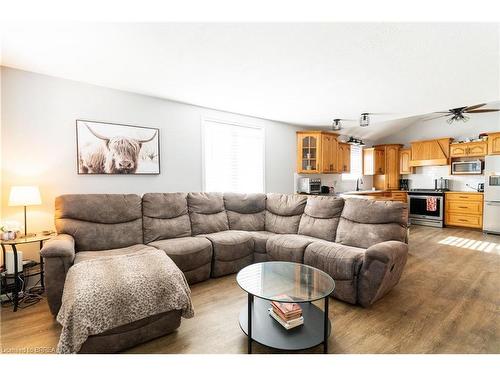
[[41, 192, 409, 353]]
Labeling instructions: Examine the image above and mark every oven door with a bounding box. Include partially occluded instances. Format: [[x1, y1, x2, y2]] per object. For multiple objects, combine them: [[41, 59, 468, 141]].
[[409, 195, 444, 220]]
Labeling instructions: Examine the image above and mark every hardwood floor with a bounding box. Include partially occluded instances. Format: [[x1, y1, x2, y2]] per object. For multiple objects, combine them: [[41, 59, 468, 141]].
[[1, 225, 499, 354]]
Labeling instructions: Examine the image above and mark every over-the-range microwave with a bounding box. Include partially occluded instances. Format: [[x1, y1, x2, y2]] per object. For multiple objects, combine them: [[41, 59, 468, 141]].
[[451, 160, 483, 175]]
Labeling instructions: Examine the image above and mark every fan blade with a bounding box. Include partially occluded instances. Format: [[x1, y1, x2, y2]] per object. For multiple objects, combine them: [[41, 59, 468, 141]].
[[422, 114, 452, 121], [463, 103, 486, 111], [465, 109, 500, 113], [433, 111, 452, 114]]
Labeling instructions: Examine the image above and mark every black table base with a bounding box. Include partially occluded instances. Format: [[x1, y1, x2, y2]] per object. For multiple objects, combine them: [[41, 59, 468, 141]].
[[239, 295, 331, 353]]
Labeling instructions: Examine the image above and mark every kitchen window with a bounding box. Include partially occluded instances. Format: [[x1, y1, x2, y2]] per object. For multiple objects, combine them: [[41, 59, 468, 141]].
[[202, 118, 265, 193], [342, 144, 363, 180]]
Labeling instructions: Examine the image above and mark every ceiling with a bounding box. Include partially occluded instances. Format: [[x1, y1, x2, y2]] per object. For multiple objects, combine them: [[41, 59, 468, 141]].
[[1, 23, 499, 137]]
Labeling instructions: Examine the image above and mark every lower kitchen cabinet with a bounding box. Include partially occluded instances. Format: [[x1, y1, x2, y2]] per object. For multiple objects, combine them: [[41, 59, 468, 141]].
[[445, 192, 484, 229]]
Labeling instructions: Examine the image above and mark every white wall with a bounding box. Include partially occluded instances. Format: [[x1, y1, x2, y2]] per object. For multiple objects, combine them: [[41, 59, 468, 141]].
[[0, 67, 302, 237], [375, 112, 500, 191]]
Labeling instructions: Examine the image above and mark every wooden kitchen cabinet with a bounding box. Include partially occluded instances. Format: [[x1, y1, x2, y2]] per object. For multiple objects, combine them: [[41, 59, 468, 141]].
[[363, 147, 385, 175], [375, 148, 385, 175], [372, 144, 402, 190], [488, 132, 500, 155], [445, 192, 484, 229], [296, 131, 338, 174], [450, 140, 487, 158], [399, 148, 413, 174], [297, 132, 320, 173], [338, 142, 351, 173], [320, 133, 339, 173], [385, 145, 401, 190], [410, 138, 452, 166]]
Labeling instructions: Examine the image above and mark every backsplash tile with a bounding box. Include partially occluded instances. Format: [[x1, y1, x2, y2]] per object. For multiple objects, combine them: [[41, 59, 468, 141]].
[[406, 166, 485, 191]]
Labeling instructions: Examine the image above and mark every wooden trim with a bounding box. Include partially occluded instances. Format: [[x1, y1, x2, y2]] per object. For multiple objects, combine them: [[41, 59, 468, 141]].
[[409, 158, 448, 167]]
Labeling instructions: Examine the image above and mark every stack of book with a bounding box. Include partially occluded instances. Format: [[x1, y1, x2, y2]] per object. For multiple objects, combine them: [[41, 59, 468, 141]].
[[268, 294, 303, 330]]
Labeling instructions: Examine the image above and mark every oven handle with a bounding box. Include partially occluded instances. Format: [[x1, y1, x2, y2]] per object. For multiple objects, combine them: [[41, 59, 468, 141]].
[[408, 195, 444, 199]]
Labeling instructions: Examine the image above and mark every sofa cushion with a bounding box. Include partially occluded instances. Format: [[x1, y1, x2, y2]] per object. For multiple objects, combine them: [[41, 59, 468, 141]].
[[187, 193, 229, 235], [55, 194, 143, 251], [336, 198, 408, 248], [266, 234, 319, 263], [74, 244, 157, 264], [298, 196, 344, 241], [224, 193, 266, 231], [199, 230, 254, 277], [265, 194, 307, 234], [148, 237, 213, 273], [199, 231, 254, 261], [142, 193, 191, 243], [246, 230, 277, 254]]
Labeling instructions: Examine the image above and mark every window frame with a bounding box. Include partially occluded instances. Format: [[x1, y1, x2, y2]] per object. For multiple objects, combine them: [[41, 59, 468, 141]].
[[201, 116, 266, 193]]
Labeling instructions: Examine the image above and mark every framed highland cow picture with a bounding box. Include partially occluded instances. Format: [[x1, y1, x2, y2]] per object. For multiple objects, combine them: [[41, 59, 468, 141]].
[[76, 120, 160, 174]]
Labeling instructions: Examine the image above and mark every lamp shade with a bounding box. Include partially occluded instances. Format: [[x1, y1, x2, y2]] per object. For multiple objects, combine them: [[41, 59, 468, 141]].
[[8, 186, 42, 206]]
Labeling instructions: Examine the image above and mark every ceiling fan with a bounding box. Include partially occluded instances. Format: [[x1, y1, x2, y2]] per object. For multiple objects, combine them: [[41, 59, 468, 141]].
[[424, 103, 500, 124]]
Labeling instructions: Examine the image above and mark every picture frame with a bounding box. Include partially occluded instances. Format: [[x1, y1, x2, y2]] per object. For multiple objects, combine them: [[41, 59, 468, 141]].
[[76, 119, 160, 175]]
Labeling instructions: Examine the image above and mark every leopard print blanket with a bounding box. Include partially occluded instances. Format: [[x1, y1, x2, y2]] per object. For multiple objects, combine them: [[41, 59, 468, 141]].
[[56, 248, 194, 353]]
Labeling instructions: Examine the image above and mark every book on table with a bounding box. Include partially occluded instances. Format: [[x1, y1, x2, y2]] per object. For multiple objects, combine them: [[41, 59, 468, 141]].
[[268, 308, 304, 330], [268, 294, 304, 330]]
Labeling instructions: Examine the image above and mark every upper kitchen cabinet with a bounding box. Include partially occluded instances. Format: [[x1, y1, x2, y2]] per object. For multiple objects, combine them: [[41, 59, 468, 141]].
[[450, 140, 487, 158], [321, 133, 339, 173], [399, 148, 413, 174], [363, 146, 385, 175], [338, 143, 351, 173], [410, 138, 452, 166], [488, 132, 500, 155], [296, 131, 338, 174], [372, 144, 402, 190]]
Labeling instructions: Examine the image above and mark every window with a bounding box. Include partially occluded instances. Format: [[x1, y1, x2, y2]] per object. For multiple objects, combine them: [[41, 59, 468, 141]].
[[203, 119, 265, 193], [342, 144, 363, 180]]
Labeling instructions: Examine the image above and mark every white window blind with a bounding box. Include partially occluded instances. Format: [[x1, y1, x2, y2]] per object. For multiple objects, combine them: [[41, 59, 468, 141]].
[[203, 119, 264, 193], [342, 144, 363, 180]]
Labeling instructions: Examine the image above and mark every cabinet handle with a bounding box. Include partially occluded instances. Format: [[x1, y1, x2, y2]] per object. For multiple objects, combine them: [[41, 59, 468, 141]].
[[458, 206, 468, 209], [458, 219, 468, 222], [458, 196, 468, 199]]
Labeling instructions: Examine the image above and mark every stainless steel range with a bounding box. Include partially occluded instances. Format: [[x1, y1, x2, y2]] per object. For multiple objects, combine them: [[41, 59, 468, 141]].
[[408, 189, 447, 228]]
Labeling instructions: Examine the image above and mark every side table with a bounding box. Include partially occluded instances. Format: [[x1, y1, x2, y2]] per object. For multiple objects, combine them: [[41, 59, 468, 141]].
[[1, 234, 55, 311]]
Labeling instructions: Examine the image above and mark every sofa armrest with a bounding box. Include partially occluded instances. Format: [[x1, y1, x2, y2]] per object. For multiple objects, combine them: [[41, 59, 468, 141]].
[[41, 234, 75, 260], [40, 234, 75, 315], [364, 240, 408, 266], [357, 241, 408, 307]]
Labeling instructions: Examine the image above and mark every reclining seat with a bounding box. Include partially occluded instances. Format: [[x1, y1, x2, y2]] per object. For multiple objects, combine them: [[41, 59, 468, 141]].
[[143, 193, 213, 284], [40, 194, 183, 353], [304, 198, 409, 307], [223, 192, 274, 263], [188, 192, 254, 277], [265, 193, 315, 263]]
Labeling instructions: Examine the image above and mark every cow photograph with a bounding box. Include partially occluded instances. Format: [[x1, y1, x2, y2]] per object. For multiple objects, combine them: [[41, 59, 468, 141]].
[[76, 120, 160, 174]]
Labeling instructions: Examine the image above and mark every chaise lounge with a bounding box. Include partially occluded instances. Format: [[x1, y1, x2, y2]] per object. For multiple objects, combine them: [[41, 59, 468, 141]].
[[41, 192, 409, 353]]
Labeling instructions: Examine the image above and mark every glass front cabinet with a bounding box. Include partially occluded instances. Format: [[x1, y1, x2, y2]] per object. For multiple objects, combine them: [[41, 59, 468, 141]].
[[296, 131, 339, 174]]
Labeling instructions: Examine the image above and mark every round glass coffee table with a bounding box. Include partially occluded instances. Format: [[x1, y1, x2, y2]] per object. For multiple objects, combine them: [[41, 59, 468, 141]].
[[236, 261, 335, 353]]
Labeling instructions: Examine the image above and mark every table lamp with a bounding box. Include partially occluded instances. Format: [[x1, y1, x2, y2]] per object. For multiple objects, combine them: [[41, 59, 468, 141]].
[[8, 186, 42, 237]]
